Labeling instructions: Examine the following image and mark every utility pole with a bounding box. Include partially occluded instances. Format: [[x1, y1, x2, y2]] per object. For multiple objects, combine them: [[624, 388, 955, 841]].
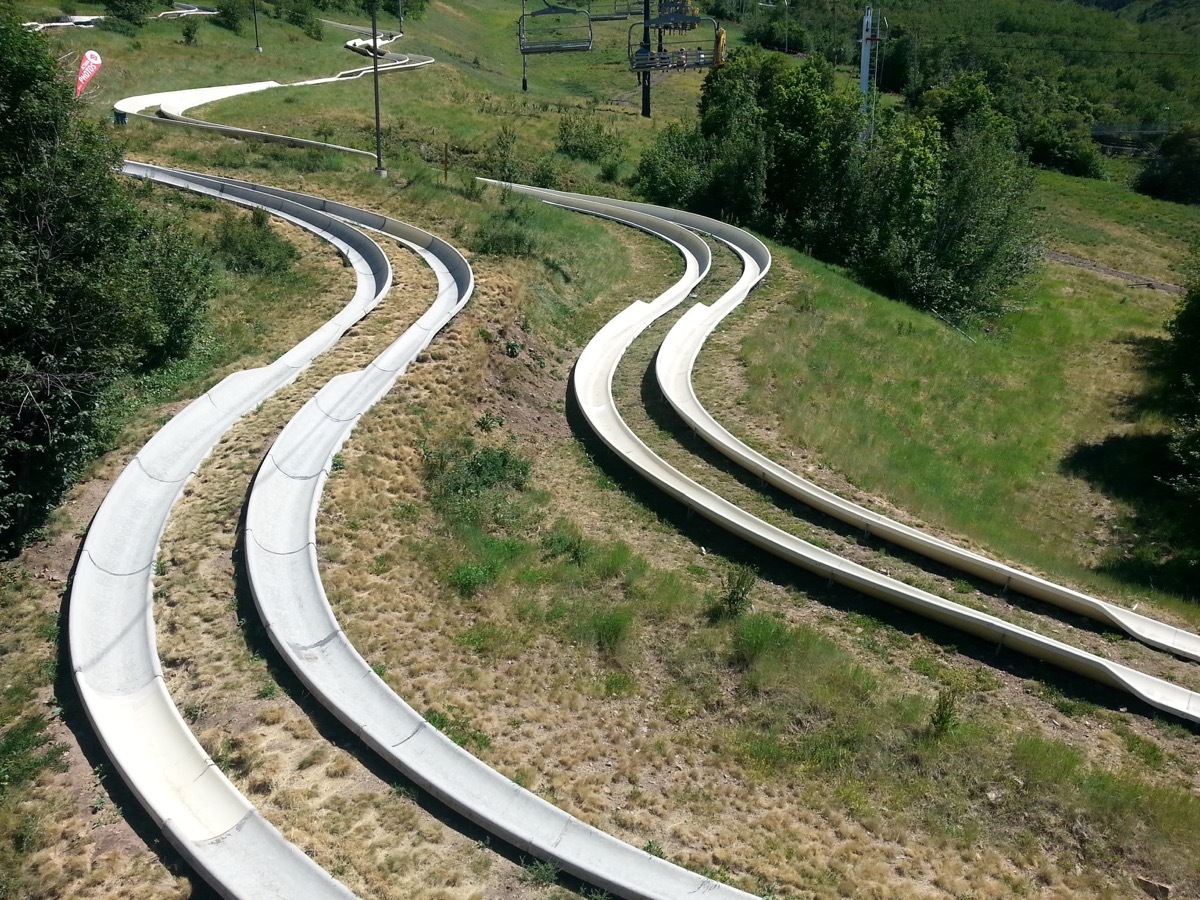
[[371, 0, 386, 177], [252, 0, 262, 51]]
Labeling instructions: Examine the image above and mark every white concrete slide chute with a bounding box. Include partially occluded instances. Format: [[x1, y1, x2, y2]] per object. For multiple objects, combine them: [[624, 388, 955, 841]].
[[509, 187, 1200, 663], [114, 52, 433, 156], [498, 183, 1200, 727], [243, 197, 765, 900], [592, 203, 1200, 663], [70, 163, 401, 898]]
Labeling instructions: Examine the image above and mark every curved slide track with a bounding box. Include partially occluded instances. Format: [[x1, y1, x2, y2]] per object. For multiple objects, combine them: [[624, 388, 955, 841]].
[[69, 162, 417, 898], [497, 181, 1200, 728], [242, 194, 766, 900], [485, 182, 1200, 662], [115, 52, 433, 157]]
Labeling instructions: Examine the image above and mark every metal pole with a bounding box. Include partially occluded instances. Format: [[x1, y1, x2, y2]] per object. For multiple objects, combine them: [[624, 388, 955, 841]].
[[784, 0, 788, 54], [641, 0, 651, 118], [252, 0, 261, 51], [521, 0, 528, 91], [371, 0, 386, 177]]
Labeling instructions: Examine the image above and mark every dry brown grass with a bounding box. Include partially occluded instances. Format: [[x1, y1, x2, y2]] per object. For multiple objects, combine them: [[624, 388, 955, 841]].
[[12, 147, 1196, 900]]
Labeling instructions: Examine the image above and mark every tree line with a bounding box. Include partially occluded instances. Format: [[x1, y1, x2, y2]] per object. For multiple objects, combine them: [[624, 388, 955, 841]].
[[636, 50, 1037, 324], [0, 15, 302, 556], [703, 0, 1199, 186]]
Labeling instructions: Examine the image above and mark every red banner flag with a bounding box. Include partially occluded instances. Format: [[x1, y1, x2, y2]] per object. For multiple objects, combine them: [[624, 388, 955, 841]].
[[75, 50, 102, 98]]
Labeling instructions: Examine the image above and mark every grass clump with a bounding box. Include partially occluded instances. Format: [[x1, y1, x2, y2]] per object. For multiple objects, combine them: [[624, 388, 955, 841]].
[[470, 202, 539, 259], [424, 706, 491, 752]]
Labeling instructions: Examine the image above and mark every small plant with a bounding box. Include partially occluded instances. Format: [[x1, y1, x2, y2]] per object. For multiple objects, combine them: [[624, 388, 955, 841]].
[[371, 661, 387, 678], [330, 453, 346, 472], [503, 339, 523, 358], [642, 840, 664, 858], [520, 857, 560, 885], [255, 682, 278, 700], [928, 689, 960, 738], [448, 562, 497, 598], [716, 563, 756, 619], [475, 412, 506, 432], [424, 706, 491, 751], [181, 17, 199, 45]]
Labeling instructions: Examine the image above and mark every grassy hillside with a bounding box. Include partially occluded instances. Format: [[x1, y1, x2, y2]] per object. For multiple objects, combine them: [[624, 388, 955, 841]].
[[4, 1, 1200, 899]]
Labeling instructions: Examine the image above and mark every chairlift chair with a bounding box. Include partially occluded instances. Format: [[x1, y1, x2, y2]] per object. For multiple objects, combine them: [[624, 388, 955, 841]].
[[519, 0, 594, 92], [587, 0, 636, 21], [519, 0, 594, 54], [628, 12, 724, 71]]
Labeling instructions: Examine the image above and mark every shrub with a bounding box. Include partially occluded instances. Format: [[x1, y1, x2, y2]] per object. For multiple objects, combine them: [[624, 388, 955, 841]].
[[713, 563, 756, 619], [471, 204, 539, 258], [557, 110, 624, 163], [103, 0, 152, 24], [213, 0, 249, 33], [181, 17, 199, 45], [1136, 124, 1200, 205], [213, 207, 300, 275]]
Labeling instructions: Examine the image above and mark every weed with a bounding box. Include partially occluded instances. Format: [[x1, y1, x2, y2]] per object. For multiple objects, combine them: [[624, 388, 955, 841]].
[[928, 690, 961, 738], [574, 608, 634, 658], [0, 716, 67, 793], [475, 412, 506, 432], [449, 562, 498, 598], [712, 563, 756, 620], [255, 682, 278, 700], [642, 840, 664, 858], [330, 453, 346, 473], [520, 857, 560, 885], [424, 707, 491, 752], [471, 203, 539, 258]]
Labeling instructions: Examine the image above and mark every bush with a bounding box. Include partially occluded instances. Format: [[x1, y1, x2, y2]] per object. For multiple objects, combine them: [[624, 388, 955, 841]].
[[103, 0, 152, 23], [181, 17, 199, 44], [470, 203, 539, 258], [213, 207, 300, 275], [213, 0, 249, 33], [1136, 124, 1200, 205], [556, 110, 624, 163]]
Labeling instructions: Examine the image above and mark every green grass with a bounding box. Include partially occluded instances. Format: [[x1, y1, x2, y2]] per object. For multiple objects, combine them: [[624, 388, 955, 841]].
[[1033, 161, 1200, 283], [737, 246, 1193, 614]]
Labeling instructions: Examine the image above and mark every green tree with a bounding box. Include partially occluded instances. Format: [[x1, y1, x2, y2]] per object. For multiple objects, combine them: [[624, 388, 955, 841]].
[[0, 14, 214, 554], [102, 0, 153, 24], [637, 48, 1037, 322], [1135, 124, 1200, 205]]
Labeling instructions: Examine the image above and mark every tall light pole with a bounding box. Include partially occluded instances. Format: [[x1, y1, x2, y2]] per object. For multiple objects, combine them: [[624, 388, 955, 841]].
[[252, 0, 262, 51], [371, 0, 386, 177]]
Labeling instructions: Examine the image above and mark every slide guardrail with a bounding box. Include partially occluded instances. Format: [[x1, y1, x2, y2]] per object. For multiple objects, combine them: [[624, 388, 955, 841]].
[[68, 162, 404, 898], [242, 190, 766, 899], [498, 182, 1200, 728]]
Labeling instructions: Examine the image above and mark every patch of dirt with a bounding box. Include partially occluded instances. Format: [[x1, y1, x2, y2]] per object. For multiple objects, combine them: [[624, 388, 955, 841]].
[[1042, 249, 1185, 296]]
